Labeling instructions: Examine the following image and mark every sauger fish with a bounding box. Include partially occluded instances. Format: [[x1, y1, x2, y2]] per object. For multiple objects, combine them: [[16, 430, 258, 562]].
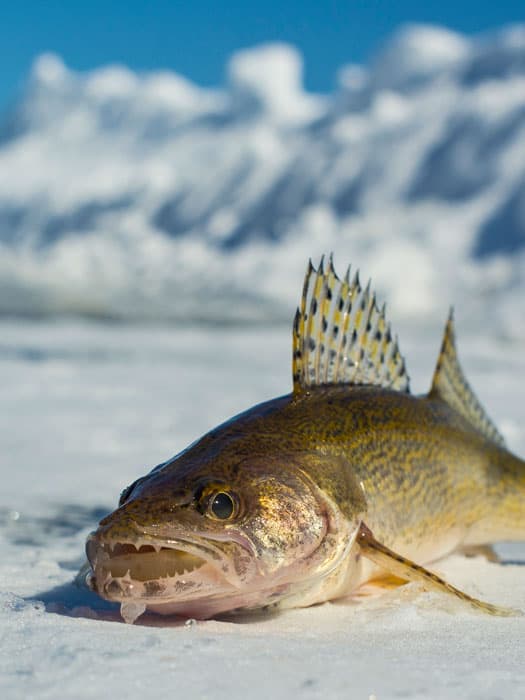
[[84, 257, 525, 624]]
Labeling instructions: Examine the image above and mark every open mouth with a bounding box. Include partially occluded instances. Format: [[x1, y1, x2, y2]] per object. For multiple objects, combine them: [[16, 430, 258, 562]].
[[85, 535, 232, 601], [86, 537, 230, 623], [86, 538, 211, 588], [94, 542, 206, 581], [85, 534, 255, 623]]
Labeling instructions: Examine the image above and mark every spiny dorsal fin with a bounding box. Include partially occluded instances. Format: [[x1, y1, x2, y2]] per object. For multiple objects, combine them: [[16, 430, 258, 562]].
[[429, 310, 505, 447], [292, 256, 410, 394]]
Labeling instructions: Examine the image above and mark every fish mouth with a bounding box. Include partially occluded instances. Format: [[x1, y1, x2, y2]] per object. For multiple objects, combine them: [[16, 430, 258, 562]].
[[85, 534, 238, 606], [92, 542, 205, 581]]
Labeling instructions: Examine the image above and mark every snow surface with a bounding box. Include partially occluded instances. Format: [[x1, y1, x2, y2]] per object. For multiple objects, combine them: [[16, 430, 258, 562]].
[[0, 24, 524, 337], [0, 319, 524, 699]]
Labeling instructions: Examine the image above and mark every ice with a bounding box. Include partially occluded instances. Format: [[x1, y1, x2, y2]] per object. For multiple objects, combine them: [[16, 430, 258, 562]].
[[120, 601, 147, 625]]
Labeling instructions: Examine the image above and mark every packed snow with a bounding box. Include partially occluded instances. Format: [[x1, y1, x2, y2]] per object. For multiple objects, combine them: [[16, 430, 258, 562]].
[[0, 24, 524, 336], [0, 319, 524, 699]]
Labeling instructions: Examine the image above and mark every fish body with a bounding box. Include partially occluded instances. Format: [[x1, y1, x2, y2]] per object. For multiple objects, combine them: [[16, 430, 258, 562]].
[[85, 258, 525, 623]]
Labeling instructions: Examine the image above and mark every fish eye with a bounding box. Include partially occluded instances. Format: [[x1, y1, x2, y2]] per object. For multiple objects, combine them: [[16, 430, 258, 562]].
[[209, 491, 236, 520]]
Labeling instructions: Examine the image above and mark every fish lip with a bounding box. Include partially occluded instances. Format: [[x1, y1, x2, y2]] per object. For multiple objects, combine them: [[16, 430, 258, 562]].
[[85, 529, 246, 600]]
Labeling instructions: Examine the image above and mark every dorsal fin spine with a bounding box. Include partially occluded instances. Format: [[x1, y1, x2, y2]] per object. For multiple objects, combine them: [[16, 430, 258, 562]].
[[332, 268, 351, 381], [311, 258, 326, 384], [316, 266, 331, 383], [323, 262, 338, 381]]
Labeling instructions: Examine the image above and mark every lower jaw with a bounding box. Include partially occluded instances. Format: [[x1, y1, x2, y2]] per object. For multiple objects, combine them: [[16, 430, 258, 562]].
[[91, 563, 230, 603], [89, 571, 289, 622], [144, 587, 287, 620], [146, 596, 250, 619]]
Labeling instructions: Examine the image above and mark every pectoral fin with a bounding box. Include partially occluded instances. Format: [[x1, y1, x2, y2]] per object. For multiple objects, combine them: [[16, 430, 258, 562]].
[[357, 523, 519, 617]]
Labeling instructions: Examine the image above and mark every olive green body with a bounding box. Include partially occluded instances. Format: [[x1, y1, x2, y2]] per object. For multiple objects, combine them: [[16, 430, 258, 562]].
[[187, 385, 525, 564]]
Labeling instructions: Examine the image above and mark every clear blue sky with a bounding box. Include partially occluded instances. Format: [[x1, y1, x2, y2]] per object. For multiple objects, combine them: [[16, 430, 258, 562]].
[[1, 0, 523, 110]]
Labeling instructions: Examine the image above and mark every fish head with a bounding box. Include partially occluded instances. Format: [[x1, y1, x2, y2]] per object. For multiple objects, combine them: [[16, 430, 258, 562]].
[[85, 444, 361, 621]]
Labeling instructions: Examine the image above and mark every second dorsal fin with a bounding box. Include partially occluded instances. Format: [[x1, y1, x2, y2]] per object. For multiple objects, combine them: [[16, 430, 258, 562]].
[[292, 256, 410, 394], [428, 310, 505, 447]]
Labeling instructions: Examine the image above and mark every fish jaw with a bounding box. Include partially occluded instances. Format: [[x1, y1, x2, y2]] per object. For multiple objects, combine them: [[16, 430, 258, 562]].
[[84, 520, 335, 622], [85, 531, 251, 621], [84, 529, 317, 622]]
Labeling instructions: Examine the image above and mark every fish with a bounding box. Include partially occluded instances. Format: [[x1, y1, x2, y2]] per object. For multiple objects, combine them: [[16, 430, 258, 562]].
[[84, 256, 525, 624]]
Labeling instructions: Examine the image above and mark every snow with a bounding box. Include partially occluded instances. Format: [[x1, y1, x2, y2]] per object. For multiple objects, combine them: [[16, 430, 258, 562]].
[[0, 319, 524, 699], [371, 24, 470, 90], [0, 24, 524, 336], [31, 54, 70, 88], [227, 43, 325, 123]]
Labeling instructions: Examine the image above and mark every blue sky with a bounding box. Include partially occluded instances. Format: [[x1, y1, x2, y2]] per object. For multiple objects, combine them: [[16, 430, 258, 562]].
[[1, 0, 523, 110]]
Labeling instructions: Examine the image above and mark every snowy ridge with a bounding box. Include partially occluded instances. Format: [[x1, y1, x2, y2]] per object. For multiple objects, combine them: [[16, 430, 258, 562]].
[[0, 25, 525, 334]]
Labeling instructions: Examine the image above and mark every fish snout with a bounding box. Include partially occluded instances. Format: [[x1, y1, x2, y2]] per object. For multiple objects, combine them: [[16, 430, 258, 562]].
[[97, 486, 193, 533]]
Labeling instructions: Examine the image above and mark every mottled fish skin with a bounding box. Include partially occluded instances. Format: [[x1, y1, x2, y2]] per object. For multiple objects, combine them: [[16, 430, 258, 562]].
[[116, 385, 525, 557], [85, 258, 525, 622]]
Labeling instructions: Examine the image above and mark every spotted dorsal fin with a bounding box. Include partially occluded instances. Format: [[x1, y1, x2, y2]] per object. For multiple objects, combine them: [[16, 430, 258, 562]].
[[428, 310, 505, 447], [292, 256, 409, 394]]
